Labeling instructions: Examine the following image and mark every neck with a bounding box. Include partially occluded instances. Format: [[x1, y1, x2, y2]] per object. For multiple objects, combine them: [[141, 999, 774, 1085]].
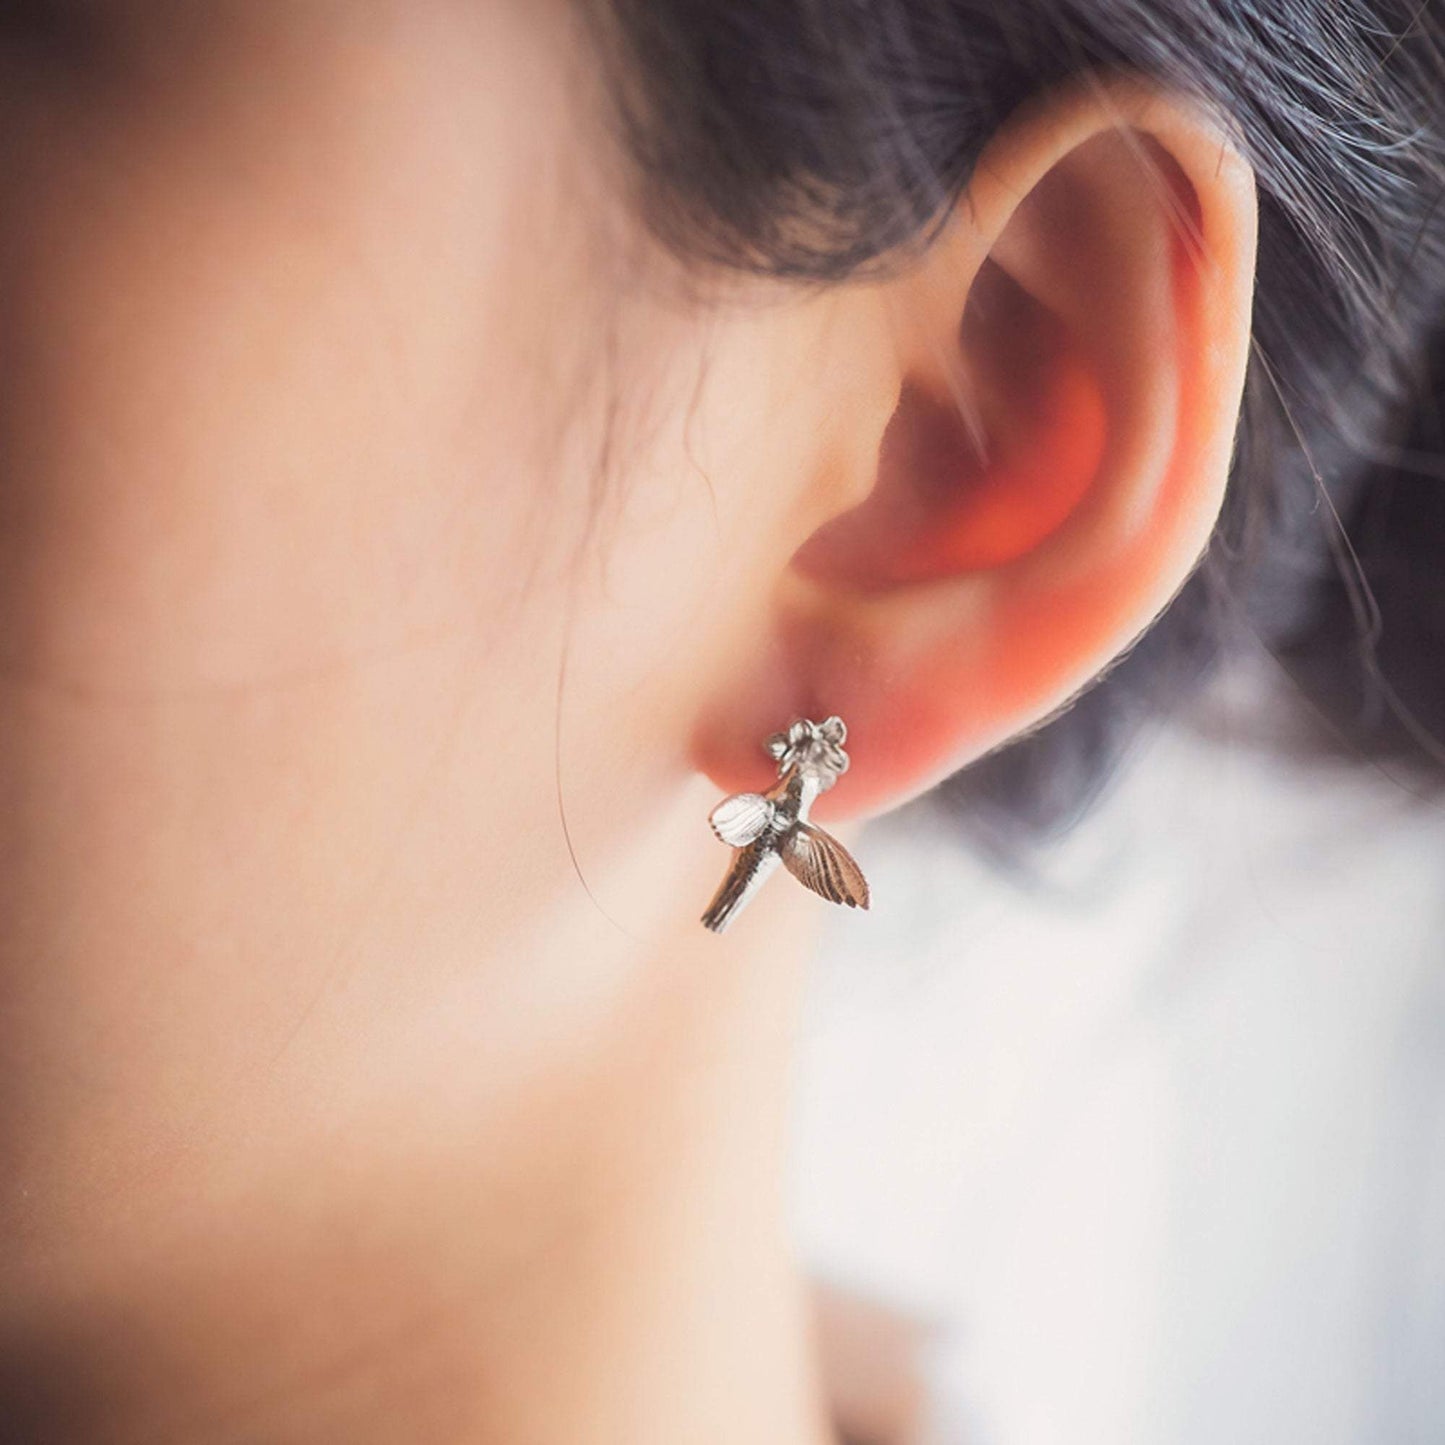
[[0, 664, 832, 1443], [2, 906, 830, 1443]]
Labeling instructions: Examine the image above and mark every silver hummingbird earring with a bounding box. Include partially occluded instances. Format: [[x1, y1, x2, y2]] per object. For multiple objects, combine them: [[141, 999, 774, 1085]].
[[700, 715, 870, 934]]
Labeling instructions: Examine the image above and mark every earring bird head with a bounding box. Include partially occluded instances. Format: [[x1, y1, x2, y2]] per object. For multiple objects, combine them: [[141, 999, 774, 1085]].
[[765, 715, 850, 790]]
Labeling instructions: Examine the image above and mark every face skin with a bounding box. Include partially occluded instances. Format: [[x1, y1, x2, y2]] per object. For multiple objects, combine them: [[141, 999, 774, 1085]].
[[0, 3, 1256, 1441]]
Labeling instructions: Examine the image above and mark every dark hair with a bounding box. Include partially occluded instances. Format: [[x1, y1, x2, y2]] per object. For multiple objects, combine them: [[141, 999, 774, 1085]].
[[584, 0, 1445, 838]]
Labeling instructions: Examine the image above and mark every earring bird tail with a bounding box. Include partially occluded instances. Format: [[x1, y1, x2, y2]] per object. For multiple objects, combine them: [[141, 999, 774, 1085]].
[[700, 846, 781, 933]]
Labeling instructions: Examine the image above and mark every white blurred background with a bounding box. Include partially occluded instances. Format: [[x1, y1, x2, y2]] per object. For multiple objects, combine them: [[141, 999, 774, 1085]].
[[793, 651, 1445, 1444]]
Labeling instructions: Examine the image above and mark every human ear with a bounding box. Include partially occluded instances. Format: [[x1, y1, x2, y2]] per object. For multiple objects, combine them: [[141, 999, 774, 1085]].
[[694, 77, 1258, 819]]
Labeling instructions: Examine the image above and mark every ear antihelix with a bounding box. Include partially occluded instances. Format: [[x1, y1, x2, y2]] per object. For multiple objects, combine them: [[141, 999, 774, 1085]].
[[793, 261, 1108, 591]]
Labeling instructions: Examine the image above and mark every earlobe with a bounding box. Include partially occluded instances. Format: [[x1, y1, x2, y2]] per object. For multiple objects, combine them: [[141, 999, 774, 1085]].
[[695, 79, 1258, 820]]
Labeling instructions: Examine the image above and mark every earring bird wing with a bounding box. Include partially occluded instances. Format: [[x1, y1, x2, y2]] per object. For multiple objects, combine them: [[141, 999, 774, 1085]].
[[781, 823, 870, 909], [709, 792, 775, 847]]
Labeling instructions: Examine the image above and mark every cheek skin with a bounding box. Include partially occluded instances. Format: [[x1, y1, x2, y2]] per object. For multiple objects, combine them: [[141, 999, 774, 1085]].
[[0, 3, 599, 692], [0, 0, 854, 1098], [0, 2, 699, 1212], [0, 16, 849, 1430]]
